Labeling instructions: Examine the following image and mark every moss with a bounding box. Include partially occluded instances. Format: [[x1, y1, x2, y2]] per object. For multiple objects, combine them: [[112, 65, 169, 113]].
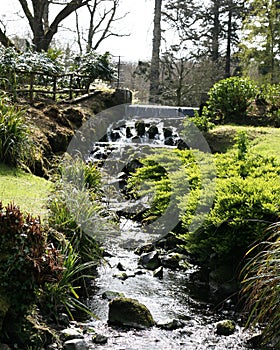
[[108, 297, 155, 329], [216, 319, 236, 336]]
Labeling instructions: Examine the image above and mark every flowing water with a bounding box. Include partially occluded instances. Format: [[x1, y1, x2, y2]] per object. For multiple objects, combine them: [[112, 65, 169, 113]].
[[82, 111, 263, 349], [85, 219, 257, 350]]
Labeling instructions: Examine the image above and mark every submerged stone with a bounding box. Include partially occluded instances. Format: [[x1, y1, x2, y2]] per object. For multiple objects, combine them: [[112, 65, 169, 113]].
[[135, 120, 146, 137], [108, 297, 155, 329], [134, 243, 155, 255], [63, 339, 88, 350], [102, 290, 125, 301], [92, 334, 108, 344], [147, 125, 159, 139], [157, 318, 185, 330], [138, 251, 161, 270]]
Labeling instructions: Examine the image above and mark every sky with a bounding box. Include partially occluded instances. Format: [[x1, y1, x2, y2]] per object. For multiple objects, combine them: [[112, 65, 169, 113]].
[[1, 0, 156, 62]]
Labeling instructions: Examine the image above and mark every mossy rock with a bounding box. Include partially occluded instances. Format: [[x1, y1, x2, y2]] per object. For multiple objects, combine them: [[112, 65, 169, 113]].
[[216, 319, 236, 336], [108, 297, 155, 329]]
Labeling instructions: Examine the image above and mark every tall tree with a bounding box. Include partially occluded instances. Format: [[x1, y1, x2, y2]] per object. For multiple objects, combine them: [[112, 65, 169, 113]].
[[222, 0, 246, 77], [239, 0, 280, 83], [0, 0, 91, 51], [149, 0, 162, 103]]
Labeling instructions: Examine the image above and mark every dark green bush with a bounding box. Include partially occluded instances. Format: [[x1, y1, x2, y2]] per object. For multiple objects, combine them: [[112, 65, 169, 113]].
[[259, 83, 280, 126], [202, 77, 259, 124]]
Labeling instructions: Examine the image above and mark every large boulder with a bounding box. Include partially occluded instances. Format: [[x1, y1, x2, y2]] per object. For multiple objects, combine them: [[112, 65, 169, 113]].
[[147, 125, 159, 139], [135, 121, 146, 137], [108, 297, 155, 329]]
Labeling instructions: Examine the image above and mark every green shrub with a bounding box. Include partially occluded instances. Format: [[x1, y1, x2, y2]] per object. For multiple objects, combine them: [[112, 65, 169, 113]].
[[182, 151, 280, 267], [187, 110, 215, 132], [126, 149, 201, 224], [69, 51, 116, 90], [202, 77, 259, 124], [260, 83, 280, 126], [0, 93, 34, 167], [241, 222, 280, 348], [126, 148, 215, 233]]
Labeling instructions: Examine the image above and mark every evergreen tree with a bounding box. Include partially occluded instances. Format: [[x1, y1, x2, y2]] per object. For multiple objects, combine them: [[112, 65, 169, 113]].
[[239, 0, 280, 83]]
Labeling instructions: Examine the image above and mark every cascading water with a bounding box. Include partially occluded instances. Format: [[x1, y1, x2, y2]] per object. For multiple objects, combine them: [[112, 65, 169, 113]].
[[79, 110, 262, 350]]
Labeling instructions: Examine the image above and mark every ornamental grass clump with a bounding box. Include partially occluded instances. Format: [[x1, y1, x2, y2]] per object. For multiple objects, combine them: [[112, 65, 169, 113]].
[[0, 93, 34, 167], [241, 222, 280, 348]]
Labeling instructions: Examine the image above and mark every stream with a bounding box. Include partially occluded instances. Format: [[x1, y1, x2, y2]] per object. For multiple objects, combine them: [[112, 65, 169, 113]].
[[85, 218, 257, 350], [68, 107, 263, 349]]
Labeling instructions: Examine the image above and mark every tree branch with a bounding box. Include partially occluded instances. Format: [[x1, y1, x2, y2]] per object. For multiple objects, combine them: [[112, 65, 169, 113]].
[[45, 0, 91, 44], [0, 27, 17, 49], [18, 0, 35, 32]]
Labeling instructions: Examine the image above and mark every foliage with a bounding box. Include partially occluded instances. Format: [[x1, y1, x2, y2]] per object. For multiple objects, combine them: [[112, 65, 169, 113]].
[[183, 150, 280, 267], [234, 130, 249, 160], [126, 148, 215, 231], [0, 47, 116, 98], [0, 202, 63, 315], [259, 83, 280, 126], [239, 0, 280, 84], [241, 222, 280, 348], [201, 76, 259, 124], [0, 47, 63, 91], [69, 51, 116, 90], [187, 110, 215, 132], [48, 157, 105, 264], [38, 240, 97, 321], [127, 140, 280, 270], [0, 93, 34, 167]]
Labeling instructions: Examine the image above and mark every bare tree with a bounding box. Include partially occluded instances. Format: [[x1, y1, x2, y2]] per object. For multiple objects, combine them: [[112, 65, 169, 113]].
[[0, 0, 91, 51], [74, 0, 128, 53]]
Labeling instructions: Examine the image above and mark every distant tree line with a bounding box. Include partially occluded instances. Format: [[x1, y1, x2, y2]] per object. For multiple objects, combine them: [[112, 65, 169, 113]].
[[0, 0, 280, 105]]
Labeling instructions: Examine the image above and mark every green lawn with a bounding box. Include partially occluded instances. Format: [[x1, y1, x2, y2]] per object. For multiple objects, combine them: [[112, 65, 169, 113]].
[[206, 125, 280, 160], [0, 163, 52, 219]]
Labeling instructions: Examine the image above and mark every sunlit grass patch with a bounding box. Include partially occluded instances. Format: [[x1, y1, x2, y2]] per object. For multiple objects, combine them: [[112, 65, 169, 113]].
[[0, 163, 52, 218]]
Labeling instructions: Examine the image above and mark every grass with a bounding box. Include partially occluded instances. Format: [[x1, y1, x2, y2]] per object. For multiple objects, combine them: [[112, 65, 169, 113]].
[[205, 125, 280, 160], [0, 163, 52, 218]]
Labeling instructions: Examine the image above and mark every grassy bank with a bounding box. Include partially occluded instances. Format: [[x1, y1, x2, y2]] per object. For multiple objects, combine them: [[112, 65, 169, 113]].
[[0, 163, 51, 218], [205, 125, 280, 159]]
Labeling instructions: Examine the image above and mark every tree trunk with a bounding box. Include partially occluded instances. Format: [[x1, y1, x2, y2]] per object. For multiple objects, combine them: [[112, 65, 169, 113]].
[[211, 0, 220, 63], [149, 0, 162, 104], [225, 7, 232, 77]]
